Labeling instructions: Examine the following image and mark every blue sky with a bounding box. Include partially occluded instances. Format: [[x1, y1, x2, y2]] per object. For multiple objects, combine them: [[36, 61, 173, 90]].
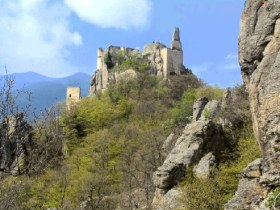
[[0, 0, 245, 87]]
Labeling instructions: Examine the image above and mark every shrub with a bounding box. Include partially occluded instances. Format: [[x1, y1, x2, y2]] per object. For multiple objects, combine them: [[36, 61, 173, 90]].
[[265, 187, 280, 209], [172, 89, 198, 123]]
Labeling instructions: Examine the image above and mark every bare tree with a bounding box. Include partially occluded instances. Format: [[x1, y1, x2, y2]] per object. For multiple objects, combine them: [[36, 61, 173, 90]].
[[0, 68, 32, 177]]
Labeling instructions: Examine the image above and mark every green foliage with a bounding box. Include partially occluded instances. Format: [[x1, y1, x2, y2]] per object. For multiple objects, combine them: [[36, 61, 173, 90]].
[[265, 187, 280, 209], [115, 55, 151, 73], [172, 86, 223, 124], [196, 86, 224, 101], [104, 51, 114, 69], [62, 95, 134, 138], [202, 107, 210, 119], [181, 171, 225, 210], [172, 89, 197, 123]]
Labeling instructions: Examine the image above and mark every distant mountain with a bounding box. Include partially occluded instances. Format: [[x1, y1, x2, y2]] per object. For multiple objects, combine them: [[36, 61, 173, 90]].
[[7, 72, 91, 112], [10, 72, 55, 89]]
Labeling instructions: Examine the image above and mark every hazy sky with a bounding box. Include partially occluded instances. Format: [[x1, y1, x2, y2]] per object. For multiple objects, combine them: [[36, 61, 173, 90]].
[[0, 0, 245, 87]]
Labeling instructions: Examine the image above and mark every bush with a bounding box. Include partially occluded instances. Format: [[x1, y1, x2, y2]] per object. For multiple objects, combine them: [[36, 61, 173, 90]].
[[172, 89, 198, 123], [265, 187, 280, 209], [115, 56, 151, 73]]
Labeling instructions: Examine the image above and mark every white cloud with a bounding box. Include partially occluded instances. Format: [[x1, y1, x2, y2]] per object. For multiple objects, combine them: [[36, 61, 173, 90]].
[[226, 53, 238, 60], [0, 0, 83, 77], [190, 62, 213, 74], [219, 63, 240, 70], [219, 53, 240, 71], [64, 0, 152, 29]]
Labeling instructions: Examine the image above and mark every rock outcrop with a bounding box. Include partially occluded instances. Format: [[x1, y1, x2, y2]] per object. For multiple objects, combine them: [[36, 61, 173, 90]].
[[226, 0, 280, 208], [0, 114, 32, 177], [152, 188, 185, 210], [152, 98, 224, 208], [225, 159, 268, 210], [192, 97, 208, 122]]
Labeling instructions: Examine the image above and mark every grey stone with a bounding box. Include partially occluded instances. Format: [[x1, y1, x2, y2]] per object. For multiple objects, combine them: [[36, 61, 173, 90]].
[[153, 119, 223, 192], [152, 188, 185, 210], [192, 97, 208, 122], [201, 100, 220, 120], [171, 27, 182, 51], [173, 27, 180, 41], [239, 0, 280, 169], [162, 133, 176, 157], [221, 88, 232, 109], [242, 158, 262, 178], [225, 178, 268, 210], [193, 152, 216, 179], [227, 1, 280, 208], [0, 114, 32, 176]]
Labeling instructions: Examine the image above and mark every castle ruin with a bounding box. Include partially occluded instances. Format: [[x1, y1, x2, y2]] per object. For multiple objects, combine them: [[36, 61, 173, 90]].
[[66, 87, 81, 110], [89, 27, 188, 96]]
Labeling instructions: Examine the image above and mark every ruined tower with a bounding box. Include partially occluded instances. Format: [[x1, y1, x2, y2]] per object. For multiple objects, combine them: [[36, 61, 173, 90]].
[[66, 87, 81, 110], [171, 27, 182, 51], [169, 27, 184, 75]]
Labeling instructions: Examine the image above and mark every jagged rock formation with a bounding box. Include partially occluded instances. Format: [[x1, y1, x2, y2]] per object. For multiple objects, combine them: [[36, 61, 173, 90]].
[[0, 114, 32, 177], [226, 0, 280, 209], [152, 98, 225, 208], [192, 97, 208, 122], [89, 27, 189, 96]]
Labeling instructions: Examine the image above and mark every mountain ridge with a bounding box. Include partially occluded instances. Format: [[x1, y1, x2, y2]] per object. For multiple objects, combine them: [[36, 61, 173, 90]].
[[5, 71, 91, 112]]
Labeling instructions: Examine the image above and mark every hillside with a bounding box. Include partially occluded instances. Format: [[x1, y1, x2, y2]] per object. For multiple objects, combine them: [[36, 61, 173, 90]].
[[0, 1, 280, 209], [0, 66, 262, 209]]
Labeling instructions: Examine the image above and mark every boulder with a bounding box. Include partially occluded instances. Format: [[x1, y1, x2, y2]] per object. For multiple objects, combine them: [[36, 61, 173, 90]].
[[193, 152, 216, 179], [152, 188, 185, 210], [242, 158, 263, 178], [201, 100, 220, 120]]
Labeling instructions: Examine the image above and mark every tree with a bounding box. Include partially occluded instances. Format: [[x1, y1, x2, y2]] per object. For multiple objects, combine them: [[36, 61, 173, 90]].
[[0, 69, 33, 177]]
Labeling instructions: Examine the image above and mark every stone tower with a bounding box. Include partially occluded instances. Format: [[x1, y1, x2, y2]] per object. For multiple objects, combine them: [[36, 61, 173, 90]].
[[66, 87, 81, 110], [171, 27, 182, 51], [169, 27, 184, 75]]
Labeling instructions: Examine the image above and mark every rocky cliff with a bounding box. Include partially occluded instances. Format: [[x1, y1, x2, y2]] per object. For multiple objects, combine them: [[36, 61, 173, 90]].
[[226, 0, 280, 209], [0, 114, 32, 177]]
